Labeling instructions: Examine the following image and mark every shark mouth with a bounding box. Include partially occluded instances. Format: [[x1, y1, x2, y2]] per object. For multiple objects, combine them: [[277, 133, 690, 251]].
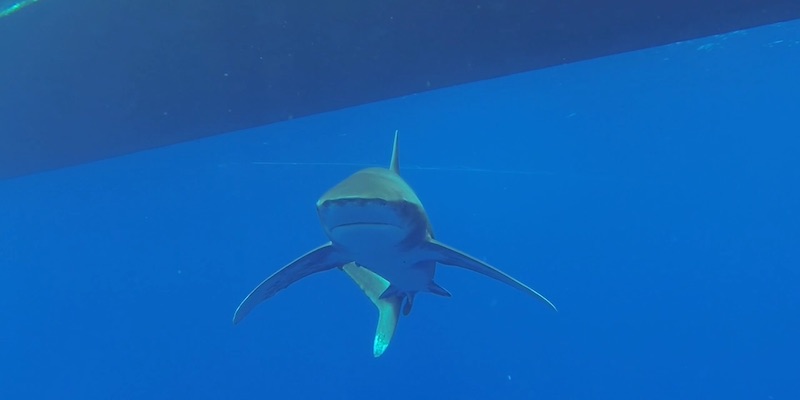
[[329, 221, 405, 237], [319, 199, 407, 232], [332, 222, 398, 229], [327, 220, 409, 248]]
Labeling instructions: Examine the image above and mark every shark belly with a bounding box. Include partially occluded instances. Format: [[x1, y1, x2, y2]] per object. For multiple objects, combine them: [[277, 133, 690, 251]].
[[349, 245, 434, 294], [329, 222, 434, 293], [318, 198, 434, 293]]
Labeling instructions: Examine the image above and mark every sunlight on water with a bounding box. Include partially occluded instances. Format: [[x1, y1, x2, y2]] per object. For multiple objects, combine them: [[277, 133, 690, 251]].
[[0, 0, 41, 18]]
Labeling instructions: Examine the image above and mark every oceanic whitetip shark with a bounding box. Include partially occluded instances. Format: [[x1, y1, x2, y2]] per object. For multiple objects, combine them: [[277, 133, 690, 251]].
[[233, 132, 557, 357]]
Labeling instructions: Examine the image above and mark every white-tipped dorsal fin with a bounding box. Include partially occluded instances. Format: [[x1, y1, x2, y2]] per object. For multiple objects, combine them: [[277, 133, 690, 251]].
[[389, 130, 400, 174]]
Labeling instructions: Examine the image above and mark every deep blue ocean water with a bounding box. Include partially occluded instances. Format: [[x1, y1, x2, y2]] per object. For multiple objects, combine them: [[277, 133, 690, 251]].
[[2, 19, 799, 400]]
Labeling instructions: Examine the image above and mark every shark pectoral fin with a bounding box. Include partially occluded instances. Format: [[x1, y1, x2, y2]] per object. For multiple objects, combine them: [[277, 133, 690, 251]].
[[423, 239, 558, 311], [233, 242, 342, 324], [342, 263, 402, 357]]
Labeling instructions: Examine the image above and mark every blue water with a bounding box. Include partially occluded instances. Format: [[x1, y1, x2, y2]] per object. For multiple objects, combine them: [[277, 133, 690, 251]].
[[2, 20, 799, 400]]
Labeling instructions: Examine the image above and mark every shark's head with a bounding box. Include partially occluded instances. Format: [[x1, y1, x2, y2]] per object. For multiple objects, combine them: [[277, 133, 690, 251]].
[[317, 168, 432, 250], [316, 134, 433, 251]]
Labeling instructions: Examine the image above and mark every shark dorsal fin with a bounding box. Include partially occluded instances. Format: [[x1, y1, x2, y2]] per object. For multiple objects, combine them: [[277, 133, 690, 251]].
[[389, 130, 400, 174]]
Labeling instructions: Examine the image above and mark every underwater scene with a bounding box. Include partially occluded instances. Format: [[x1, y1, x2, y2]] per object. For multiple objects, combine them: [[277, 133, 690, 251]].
[[1, 15, 799, 400]]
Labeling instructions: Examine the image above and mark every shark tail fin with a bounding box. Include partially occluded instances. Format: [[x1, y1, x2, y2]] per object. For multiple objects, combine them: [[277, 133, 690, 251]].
[[389, 130, 400, 174], [342, 263, 402, 357]]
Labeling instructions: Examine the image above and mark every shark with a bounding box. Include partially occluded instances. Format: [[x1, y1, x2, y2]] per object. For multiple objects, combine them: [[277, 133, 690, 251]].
[[233, 132, 557, 357]]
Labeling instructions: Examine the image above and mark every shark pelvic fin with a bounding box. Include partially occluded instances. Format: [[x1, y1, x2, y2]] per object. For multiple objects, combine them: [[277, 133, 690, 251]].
[[423, 239, 558, 311], [428, 281, 452, 297], [342, 263, 402, 357], [389, 130, 400, 175], [233, 242, 342, 324], [378, 284, 402, 300], [402, 293, 415, 316]]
